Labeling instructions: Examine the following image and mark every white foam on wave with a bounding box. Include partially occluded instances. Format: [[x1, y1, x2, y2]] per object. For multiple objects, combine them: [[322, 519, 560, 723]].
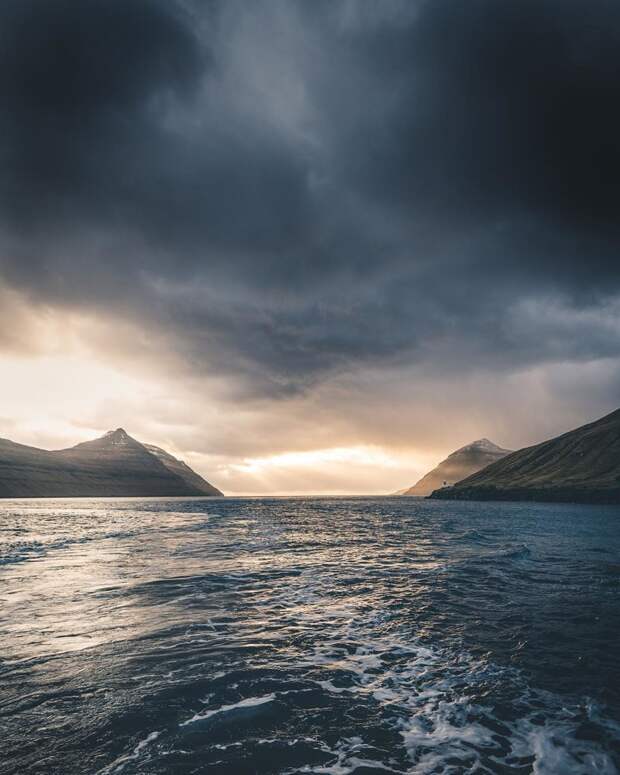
[[229, 556, 620, 774], [97, 730, 161, 774], [288, 593, 619, 775], [525, 724, 616, 774], [296, 736, 403, 774], [179, 693, 277, 726]]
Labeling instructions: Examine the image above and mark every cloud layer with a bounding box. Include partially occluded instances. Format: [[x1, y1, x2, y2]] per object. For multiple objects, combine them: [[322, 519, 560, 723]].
[[1, 0, 619, 491]]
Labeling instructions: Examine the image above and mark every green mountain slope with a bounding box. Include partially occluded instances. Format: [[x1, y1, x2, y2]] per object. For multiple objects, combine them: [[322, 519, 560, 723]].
[[430, 409, 620, 504], [399, 439, 511, 497]]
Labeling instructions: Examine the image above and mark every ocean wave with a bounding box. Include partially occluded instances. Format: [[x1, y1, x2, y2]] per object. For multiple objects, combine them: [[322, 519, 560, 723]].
[[180, 693, 277, 726], [2, 497, 619, 774], [299, 622, 618, 774]]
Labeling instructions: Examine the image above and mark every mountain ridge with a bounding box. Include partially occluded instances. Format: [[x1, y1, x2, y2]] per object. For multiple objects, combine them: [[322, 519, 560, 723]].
[[430, 408, 620, 504], [398, 438, 512, 497], [0, 429, 222, 498]]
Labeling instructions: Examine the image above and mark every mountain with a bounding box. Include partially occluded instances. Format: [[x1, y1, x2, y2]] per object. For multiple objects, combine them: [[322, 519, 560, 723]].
[[430, 408, 620, 504], [398, 439, 512, 496], [143, 443, 221, 495], [0, 428, 223, 498]]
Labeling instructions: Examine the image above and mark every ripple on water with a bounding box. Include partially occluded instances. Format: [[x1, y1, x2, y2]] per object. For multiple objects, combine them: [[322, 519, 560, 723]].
[[0, 497, 619, 774]]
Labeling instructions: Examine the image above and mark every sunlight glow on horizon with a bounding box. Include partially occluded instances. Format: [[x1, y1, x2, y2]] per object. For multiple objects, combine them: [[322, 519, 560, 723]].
[[188, 445, 438, 497], [0, 348, 439, 496], [231, 445, 407, 473]]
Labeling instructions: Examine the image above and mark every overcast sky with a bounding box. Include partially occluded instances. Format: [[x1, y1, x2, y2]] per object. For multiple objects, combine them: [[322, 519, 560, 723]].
[[1, 0, 619, 494]]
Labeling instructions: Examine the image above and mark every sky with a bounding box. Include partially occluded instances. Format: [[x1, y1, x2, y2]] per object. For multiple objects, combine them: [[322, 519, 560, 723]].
[[1, 0, 620, 494]]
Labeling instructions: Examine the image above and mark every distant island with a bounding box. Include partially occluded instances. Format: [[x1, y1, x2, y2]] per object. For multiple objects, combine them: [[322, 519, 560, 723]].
[[0, 428, 223, 498], [430, 408, 620, 504], [396, 438, 512, 497]]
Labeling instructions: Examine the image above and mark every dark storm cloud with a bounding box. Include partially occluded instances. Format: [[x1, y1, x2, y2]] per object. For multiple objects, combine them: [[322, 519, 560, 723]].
[[326, 0, 620, 223], [310, 0, 620, 281], [2, 0, 620, 395], [1, 0, 203, 227], [0, 0, 313, 258]]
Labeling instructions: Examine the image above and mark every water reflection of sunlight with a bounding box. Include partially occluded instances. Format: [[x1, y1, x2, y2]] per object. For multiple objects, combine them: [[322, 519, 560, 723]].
[[0, 508, 213, 659], [0, 498, 445, 664]]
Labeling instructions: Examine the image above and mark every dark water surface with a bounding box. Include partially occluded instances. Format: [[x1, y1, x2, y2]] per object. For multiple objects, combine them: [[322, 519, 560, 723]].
[[1, 497, 619, 774]]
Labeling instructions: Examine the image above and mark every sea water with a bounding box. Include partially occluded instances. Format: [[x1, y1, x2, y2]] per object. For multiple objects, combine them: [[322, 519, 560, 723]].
[[1, 497, 619, 774]]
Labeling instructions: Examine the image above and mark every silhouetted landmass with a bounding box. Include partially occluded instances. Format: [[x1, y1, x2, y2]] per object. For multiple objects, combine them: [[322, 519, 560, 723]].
[[0, 429, 222, 498], [430, 409, 620, 504], [398, 439, 511, 497]]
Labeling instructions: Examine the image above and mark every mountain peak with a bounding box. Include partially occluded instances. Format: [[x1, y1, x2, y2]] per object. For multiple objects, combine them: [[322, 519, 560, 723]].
[[456, 438, 508, 454], [399, 437, 512, 496], [0, 428, 223, 497], [102, 428, 133, 444], [431, 406, 620, 503]]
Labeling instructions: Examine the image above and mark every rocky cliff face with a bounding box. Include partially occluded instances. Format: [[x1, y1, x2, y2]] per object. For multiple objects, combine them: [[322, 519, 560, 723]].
[[0, 429, 223, 498]]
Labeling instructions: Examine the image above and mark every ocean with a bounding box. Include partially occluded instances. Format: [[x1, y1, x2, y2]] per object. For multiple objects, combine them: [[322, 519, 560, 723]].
[[1, 497, 619, 774]]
